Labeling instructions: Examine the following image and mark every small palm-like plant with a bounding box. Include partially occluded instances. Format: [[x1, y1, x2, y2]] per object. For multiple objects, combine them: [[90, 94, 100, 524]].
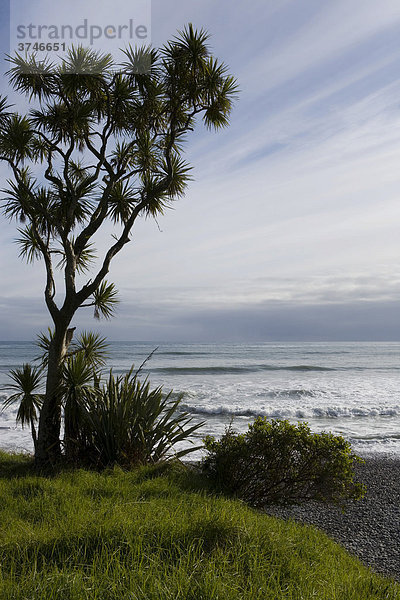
[[36, 330, 109, 369], [2, 364, 43, 451], [83, 368, 204, 467], [61, 352, 98, 462], [60, 331, 108, 461], [71, 331, 109, 368]]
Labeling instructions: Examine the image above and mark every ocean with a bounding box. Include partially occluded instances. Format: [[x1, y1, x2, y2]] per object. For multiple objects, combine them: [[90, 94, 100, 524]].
[[1, 341, 400, 459]]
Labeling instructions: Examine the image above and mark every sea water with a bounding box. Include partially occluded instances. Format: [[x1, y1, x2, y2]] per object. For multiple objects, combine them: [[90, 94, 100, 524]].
[[1, 341, 400, 459]]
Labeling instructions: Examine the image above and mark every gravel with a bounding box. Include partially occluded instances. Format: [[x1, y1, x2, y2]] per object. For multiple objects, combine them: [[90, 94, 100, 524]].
[[261, 455, 400, 581]]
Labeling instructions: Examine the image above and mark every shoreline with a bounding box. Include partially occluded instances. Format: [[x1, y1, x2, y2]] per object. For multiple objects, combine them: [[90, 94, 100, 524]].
[[262, 455, 400, 581]]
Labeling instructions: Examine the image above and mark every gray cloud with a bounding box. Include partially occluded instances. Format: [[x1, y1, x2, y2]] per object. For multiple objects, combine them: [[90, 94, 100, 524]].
[[165, 301, 400, 342], [2, 290, 400, 343]]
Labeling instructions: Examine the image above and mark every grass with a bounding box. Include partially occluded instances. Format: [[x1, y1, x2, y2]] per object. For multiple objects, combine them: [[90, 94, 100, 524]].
[[0, 451, 398, 599]]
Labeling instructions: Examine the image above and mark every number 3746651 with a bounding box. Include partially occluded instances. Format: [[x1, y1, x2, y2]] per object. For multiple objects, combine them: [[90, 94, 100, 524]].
[[17, 43, 67, 52]]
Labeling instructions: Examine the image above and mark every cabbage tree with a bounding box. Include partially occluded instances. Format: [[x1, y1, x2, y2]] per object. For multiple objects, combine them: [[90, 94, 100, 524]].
[[0, 25, 237, 465]]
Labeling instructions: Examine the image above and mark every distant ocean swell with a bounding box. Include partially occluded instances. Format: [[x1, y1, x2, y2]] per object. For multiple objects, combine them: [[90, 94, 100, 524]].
[[152, 364, 336, 375]]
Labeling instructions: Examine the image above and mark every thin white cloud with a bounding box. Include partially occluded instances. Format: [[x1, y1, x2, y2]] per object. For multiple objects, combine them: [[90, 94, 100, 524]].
[[238, 0, 400, 94]]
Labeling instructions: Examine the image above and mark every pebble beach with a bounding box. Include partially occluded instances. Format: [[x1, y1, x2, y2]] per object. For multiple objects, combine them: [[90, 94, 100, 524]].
[[263, 456, 400, 581]]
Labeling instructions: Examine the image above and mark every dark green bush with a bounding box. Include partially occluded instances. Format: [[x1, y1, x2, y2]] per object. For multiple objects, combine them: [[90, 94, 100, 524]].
[[202, 418, 365, 507]]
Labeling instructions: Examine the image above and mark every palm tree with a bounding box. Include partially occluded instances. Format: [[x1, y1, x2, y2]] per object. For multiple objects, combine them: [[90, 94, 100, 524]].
[[2, 364, 43, 452], [0, 25, 238, 465]]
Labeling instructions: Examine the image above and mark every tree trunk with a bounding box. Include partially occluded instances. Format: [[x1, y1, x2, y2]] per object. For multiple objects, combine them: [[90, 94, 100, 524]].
[[30, 418, 37, 454], [35, 320, 73, 466]]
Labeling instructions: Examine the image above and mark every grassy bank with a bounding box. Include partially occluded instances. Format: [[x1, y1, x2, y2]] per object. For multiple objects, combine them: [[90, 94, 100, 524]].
[[0, 452, 398, 599]]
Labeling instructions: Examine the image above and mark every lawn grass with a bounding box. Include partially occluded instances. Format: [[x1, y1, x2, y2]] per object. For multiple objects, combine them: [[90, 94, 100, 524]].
[[0, 451, 398, 599]]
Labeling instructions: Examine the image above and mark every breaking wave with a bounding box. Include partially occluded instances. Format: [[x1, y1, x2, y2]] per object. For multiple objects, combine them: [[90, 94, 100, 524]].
[[181, 404, 400, 419]]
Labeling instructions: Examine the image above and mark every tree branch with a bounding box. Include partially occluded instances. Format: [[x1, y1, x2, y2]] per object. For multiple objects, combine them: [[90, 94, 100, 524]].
[[75, 196, 148, 305]]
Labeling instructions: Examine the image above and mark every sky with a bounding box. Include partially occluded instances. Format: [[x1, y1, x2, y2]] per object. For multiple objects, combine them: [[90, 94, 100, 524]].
[[1, 0, 400, 341]]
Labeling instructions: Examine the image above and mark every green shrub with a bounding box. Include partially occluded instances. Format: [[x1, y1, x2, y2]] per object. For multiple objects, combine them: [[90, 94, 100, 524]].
[[81, 368, 204, 467], [202, 418, 365, 507]]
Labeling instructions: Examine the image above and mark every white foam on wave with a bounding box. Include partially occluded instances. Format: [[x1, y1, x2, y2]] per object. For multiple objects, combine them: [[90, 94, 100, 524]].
[[181, 403, 400, 419]]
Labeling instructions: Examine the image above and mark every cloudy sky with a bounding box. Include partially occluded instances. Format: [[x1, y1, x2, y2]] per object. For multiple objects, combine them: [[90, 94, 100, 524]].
[[1, 0, 400, 341]]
